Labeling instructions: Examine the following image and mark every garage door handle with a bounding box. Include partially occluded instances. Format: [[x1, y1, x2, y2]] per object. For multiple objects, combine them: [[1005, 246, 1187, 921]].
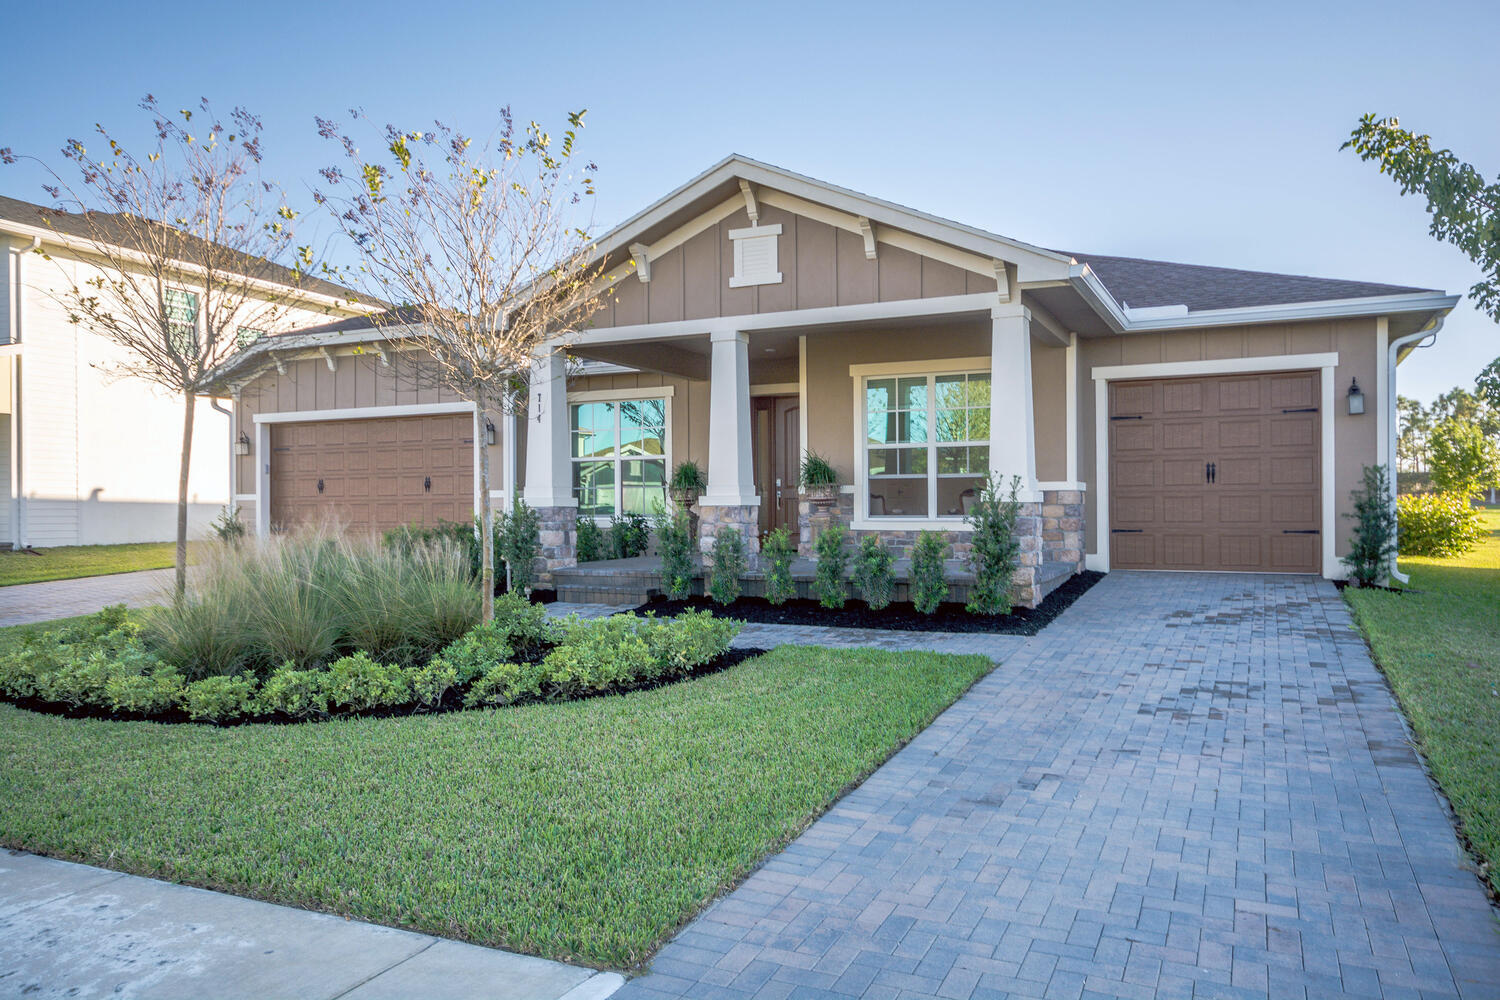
[[1205, 461, 1216, 484], [1111, 528, 1143, 533], [1283, 529, 1320, 534], [317, 478, 324, 494], [424, 476, 431, 492]]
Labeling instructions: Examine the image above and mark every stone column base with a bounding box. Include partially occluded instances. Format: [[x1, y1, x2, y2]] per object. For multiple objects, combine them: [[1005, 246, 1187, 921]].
[[532, 505, 577, 588], [698, 504, 760, 557], [1040, 489, 1086, 574]]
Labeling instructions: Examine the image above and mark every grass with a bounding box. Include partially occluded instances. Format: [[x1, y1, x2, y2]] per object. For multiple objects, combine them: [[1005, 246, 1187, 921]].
[[1345, 508, 1500, 896], [0, 644, 991, 968], [0, 542, 182, 586]]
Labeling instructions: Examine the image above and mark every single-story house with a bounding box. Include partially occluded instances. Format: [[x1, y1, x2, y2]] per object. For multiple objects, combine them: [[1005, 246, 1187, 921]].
[[0, 196, 366, 547], [203, 155, 1457, 605]]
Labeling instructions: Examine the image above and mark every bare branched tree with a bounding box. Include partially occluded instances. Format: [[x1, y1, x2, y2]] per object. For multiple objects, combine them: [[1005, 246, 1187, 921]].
[[313, 107, 606, 620], [1, 96, 338, 597]]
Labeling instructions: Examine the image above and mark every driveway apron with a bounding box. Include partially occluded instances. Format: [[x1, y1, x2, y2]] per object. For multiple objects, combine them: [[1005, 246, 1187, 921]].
[[616, 571, 1500, 999]]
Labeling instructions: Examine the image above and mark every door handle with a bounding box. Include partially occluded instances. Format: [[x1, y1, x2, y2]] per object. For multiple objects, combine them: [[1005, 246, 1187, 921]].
[[317, 478, 324, 494], [1205, 461, 1216, 484], [424, 476, 432, 493]]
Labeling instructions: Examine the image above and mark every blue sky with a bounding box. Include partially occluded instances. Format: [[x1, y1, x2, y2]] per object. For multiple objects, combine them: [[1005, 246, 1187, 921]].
[[2, 0, 1494, 404]]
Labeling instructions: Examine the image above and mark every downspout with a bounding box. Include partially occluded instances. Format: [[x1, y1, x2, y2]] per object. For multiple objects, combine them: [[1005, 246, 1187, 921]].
[[1386, 313, 1446, 584], [8, 235, 40, 549], [209, 396, 235, 514]]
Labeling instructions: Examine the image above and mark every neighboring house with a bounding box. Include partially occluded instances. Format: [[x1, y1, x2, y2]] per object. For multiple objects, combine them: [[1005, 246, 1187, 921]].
[[203, 156, 1457, 604], [0, 196, 366, 548]]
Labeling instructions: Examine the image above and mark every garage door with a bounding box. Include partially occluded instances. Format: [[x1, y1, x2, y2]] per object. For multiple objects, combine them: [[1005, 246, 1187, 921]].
[[1108, 371, 1320, 572], [269, 413, 474, 535]]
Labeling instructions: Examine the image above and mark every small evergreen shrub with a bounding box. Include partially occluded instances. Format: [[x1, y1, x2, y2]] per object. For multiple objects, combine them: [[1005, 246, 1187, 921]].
[[576, 516, 606, 563], [644, 610, 740, 678], [762, 528, 797, 606], [181, 673, 258, 722], [965, 474, 1023, 615], [609, 512, 651, 559], [708, 528, 747, 605], [486, 592, 555, 659], [1343, 464, 1397, 587], [543, 618, 656, 696], [1398, 492, 1487, 557], [910, 531, 949, 614], [812, 524, 849, 609], [464, 660, 546, 707], [322, 652, 412, 712], [498, 499, 542, 594], [407, 657, 461, 709], [211, 505, 247, 544], [434, 620, 518, 681], [654, 507, 696, 599], [257, 664, 331, 719], [853, 535, 894, 611], [104, 664, 184, 715]]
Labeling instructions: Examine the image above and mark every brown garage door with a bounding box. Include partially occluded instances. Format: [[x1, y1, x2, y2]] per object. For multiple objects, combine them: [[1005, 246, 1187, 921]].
[[1108, 371, 1320, 572], [270, 413, 474, 535]]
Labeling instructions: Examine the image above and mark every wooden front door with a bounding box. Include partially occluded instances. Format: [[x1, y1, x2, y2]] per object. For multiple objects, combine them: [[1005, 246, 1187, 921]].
[[1108, 371, 1321, 572], [751, 395, 801, 537]]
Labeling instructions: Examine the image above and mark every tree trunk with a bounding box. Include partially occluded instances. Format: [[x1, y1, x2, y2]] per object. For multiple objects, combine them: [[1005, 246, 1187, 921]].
[[175, 391, 196, 601], [474, 396, 495, 622]]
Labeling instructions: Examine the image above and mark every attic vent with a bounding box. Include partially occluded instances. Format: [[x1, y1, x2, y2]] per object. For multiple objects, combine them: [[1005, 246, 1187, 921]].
[[728, 224, 782, 288]]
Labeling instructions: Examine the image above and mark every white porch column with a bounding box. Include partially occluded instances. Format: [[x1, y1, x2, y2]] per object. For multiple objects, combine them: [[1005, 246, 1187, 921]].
[[702, 328, 758, 508], [522, 349, 574, 509], [990, 303, 1039, 501]]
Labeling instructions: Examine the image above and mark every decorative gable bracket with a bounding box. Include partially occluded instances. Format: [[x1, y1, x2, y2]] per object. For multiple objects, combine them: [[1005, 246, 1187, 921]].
[[629, 242, 651, 283]]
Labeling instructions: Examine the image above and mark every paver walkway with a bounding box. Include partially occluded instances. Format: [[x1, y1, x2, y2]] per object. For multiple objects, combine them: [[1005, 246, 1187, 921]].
[[0, 851, 623, 1000], [0, 568, 172, 627], [615, 572, 1500, 999]]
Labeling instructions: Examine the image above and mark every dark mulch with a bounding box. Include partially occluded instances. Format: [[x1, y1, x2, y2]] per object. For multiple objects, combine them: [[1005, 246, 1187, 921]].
[[0, 647, 768, 727], [635, 571, 1104, 635]]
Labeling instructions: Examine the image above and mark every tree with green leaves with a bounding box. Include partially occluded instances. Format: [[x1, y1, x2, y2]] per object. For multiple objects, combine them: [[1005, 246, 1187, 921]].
[[1396, 395, 1431, 472], [1344, 116, 1500, 407], [1428, 418, 1500, 501]]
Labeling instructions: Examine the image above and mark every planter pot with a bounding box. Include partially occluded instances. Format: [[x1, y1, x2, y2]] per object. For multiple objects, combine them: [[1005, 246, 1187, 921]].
[[669, 487, 701, 510], [803, 484, 839, 506]]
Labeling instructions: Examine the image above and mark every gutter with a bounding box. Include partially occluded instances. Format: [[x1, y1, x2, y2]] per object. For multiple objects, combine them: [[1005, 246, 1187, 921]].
[[1386, 313, 1446, 585], [7, 235, 39, 548]]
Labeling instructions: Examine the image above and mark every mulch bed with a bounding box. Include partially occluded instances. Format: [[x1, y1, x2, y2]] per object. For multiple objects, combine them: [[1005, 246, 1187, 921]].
[[635, 571, 1104, 636], [0, 646, 768, 727]]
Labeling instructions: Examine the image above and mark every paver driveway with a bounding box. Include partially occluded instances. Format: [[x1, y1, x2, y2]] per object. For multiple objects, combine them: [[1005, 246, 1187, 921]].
[[617, 572, 1500, 999]]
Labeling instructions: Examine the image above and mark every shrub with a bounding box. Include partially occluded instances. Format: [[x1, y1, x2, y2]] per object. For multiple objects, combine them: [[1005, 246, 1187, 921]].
[[644, 610, 740, 679], [965, 473, 1023, 615], [323, 652, 412, 712], [654, 507, 696, 599], [407, 657, 461, 709], [543, 617, 657, 696], [464, 660, 547, 708], [257, 664, 332, 719], [812, 524, 849, 609], [37, 648, 116, 708], [435, 620, 518, 683], [1398, 491, 1487, 557], [212, 505, 247, 544], [853, 535, 895, 611], [910, 531, 949, 614], [609, 512, 651, 559], [1429, 418, 1500, 500], [576, 516, 606, 563], [487, 591, 555, 659], [800, 451, 839, 488], [104, 664, 184, 715], [1343, 464, 1397, 587], [181, 673, 259, 722], [708, 528, 747, 605], [761, 528, 796, 606], [498, 499, 542, 594]]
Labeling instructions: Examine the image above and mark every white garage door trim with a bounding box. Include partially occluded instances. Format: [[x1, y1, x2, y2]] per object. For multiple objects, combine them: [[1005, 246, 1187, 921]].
[[252, 401, 480, 538], [1089, 353, 1340, 579]]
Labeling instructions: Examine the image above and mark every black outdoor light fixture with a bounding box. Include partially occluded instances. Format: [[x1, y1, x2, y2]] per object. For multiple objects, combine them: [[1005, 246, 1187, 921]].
[[1347, 377, 1365, 415], [485, 418, 497, 446], [235, 431, 252, 456]]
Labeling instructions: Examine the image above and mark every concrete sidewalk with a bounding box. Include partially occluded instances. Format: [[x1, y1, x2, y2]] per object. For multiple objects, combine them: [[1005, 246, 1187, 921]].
[[0, 851, 623, 1000], [0, 568, 173, 627]]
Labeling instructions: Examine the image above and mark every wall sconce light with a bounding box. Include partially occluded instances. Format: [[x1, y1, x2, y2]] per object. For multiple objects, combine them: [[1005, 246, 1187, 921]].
[[484, 418, 497, 446], [1347, 377, 1365, 415], [235, 431, 252, 456]]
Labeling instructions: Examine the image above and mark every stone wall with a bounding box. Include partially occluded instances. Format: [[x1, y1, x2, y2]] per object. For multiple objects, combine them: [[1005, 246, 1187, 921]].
[[1040, 489, 1086, 575], [532, 505, 578, 587], [698, 503, 760, 558]]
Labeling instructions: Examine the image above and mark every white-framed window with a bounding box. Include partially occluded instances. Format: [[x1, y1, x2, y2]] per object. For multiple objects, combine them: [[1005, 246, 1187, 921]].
[[164, 287, 199, 357], [570, 395, 669, 517], [863, 371, 990, 519]]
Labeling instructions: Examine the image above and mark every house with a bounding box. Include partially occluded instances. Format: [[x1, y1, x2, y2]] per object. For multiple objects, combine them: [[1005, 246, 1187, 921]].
[[202, 156, 1457, 605], [0, 196, 366, 548]]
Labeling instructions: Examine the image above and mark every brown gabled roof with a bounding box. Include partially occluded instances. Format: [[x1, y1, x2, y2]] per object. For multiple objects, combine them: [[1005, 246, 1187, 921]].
[[0, 194, 364, 303]]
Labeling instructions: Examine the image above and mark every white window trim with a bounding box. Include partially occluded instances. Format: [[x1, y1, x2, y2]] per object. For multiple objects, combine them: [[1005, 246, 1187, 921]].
[[850, 359, 993, 532], [568, 392, 673, 521], [1088, 353, 1340, 579]]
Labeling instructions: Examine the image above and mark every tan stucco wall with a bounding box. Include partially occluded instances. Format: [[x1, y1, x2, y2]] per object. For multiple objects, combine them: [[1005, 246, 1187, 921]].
[[590, 204, 997, 329], [1076, 317, 1381, 566]]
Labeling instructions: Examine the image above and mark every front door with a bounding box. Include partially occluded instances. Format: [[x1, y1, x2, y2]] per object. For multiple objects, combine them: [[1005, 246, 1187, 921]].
[[751, 395, 800, 537]]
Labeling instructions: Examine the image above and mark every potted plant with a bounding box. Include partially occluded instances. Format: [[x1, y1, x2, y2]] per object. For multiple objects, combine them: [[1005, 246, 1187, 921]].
[[669, 460, 707, 509], [800, 451, 840, 506]]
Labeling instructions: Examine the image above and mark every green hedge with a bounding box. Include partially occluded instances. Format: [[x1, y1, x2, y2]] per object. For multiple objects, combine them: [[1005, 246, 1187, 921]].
[[0, 599, 740, 725], [1398, 492, 1487, 557]]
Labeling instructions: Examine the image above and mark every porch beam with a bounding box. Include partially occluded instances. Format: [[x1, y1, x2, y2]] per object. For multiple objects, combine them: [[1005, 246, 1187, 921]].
[[1024, 296, 1071, 347], [990, 304, 1039, 501], [701, 329, 759, 508], [522, 348, 575, 509]]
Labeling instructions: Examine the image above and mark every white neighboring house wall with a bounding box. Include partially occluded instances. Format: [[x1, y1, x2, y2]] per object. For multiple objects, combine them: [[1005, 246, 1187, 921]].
[[0, 232, 358, 548]]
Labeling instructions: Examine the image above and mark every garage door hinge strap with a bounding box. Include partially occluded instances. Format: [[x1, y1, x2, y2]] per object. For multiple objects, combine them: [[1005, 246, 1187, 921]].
[[1111, 528, 1143, 533], [1281, 407, 1318, 413], [1282, 529, 1320, 534], [1109, 415, 1142, 420]]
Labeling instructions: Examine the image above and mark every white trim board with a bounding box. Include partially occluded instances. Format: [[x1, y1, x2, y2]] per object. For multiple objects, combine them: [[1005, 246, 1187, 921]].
[[567, 386, 675, 403], [1089, 355, 1340, 578], [849, 356, 990, 378], [750, 382, 799, 396], [251, 401, 475, 424]]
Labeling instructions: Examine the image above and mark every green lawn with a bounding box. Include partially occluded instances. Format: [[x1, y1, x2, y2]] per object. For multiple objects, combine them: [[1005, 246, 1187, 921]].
[[1345, 509, 1500, 896], [0, 644, 991, 968], [0, 542, 181, 586]]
